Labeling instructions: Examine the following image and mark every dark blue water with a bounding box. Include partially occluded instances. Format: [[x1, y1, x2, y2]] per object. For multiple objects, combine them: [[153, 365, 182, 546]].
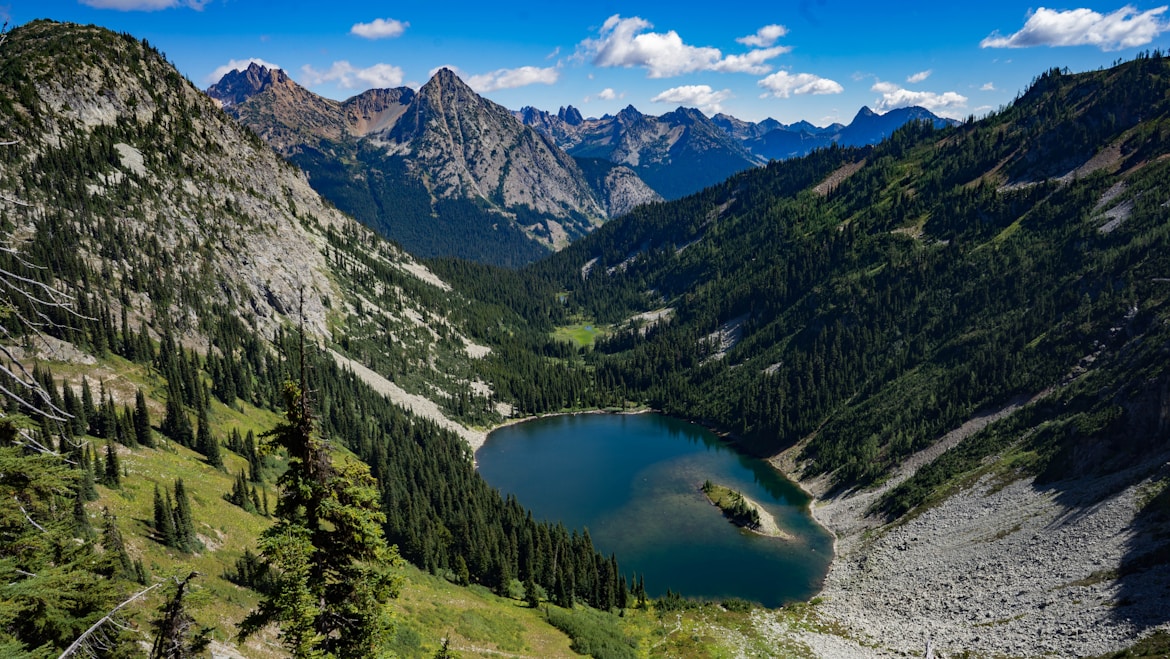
[[477, 413, 833, 608]]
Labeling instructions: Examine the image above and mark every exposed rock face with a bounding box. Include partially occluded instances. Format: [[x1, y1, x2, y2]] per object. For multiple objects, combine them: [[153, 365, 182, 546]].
[[208, 63, 347, 153], [7, 21, 451, 348], [379, 68, 604, 225], [205, 61, 281, 108], [599, 165, 661, 217], [344, 87, 415, 137]]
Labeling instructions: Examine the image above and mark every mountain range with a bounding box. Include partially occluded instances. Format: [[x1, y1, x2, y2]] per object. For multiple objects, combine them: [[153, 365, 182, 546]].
[[207, 63, 659, 266], [516, 102, 957, 195], [209, 63, 953, 265]]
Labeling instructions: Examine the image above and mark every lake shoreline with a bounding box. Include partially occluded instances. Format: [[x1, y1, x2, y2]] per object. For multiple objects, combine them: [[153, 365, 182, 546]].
[[476, 410, 832, 608], [476, 407, 655, 455]]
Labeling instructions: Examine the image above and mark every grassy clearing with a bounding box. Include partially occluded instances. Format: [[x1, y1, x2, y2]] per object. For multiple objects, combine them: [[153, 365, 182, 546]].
[[554, 322, 606, 348], [387, 566, 578, 658]]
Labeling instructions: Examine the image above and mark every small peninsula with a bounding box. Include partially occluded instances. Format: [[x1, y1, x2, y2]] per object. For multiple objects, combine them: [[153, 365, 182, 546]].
[[701, 480, 790, 539]]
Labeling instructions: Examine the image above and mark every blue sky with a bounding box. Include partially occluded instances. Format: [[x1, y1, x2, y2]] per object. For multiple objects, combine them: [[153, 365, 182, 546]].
[[13, 1, 1170, 124]]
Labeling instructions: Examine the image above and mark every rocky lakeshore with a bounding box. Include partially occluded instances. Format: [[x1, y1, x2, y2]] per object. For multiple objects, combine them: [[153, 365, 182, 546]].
[[775, 447, 1170, 658]]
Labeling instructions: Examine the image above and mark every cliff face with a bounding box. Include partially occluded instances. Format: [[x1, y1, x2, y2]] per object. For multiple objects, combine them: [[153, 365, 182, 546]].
[[344, 86, 415, 137], [379, 68, 605, 232]]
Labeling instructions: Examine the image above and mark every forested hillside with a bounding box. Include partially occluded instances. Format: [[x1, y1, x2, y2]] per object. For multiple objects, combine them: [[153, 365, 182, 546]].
[[0, 21, 633, 656], [529, 53, 1170, 505]]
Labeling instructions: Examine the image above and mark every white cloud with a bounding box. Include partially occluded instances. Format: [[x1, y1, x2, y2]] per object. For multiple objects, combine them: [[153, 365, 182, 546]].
[[980, 82, 996, 91], [737, 24, 788, 48], [579, 14, 788, 78], [907, 69, 932, 83], [466, 66, 559, 92], [981, 6, 1169, 51], [206, 58, 281, 84], [80, 0, 207, 10], [650, 84, 732, 113], [350, 18, 409, 40], [758, 71, 844, 98], [585, 88, 625, 103], [712, 47, 792, 74], [871, 80, 968, 118], [301, 61, 405, 89]]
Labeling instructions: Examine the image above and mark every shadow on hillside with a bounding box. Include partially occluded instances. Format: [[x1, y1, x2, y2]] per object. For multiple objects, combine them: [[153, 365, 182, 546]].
[[1110, 472, 1170, 631], [1037, 438, 1170, 634]]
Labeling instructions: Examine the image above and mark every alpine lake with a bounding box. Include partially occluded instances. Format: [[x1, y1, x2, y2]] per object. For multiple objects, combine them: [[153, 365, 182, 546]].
[[477, 412, 834, 608]]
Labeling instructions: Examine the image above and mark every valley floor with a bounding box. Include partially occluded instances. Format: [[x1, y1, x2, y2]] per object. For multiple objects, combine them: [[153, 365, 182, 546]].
[[779, 445, 1170, 658]]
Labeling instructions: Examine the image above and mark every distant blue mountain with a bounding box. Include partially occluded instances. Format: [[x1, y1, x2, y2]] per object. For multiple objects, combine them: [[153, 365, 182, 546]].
[[741, 105, 959, 161]]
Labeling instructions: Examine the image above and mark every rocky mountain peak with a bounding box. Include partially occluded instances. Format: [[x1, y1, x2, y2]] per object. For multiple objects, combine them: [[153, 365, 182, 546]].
[[380, 68, 607, 243], [854, 105, 878, 119], [559, 105, 584, 125], [206, 62, 292, 108], [615, 104, 644, 124], [666, 106, 708, 123], [419, 67, 476, 101]]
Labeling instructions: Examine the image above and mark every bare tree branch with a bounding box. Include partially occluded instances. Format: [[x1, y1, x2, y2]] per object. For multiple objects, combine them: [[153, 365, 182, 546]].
[[16, 497, 47, 533], [57, 582, 165, 659]]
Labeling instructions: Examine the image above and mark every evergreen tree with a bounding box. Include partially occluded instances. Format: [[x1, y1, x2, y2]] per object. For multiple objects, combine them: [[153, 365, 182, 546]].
[[135, 388, 154, 448], [0, 419, 120, 654], [100, 508, 135, 580], [103, 441, 120, 488], [524, 576, 540, 608], [80, 377, 96, 436], [454, 555, 470, 586], [195, 404, 221, 468], [240, 359, 403, 657], [78, 446, 98, 501], [62, 383, 84, 437], [153, 484, 177, 548], [433, 636, 457, 659], [492, 557, 511, 597], [173, 478, 196, 552], [101, 391, 118, 444], [90, 442, 105, 484], [161, 379, 192, 446], [245, 429, 262, 482], [72, 488, 92, 539]]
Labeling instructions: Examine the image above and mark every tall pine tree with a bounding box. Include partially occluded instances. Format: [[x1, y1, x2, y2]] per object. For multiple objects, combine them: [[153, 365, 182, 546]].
[[134, 388, 154, 448], [240, 325, 402, 657], [195, 404, 221, 468]]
